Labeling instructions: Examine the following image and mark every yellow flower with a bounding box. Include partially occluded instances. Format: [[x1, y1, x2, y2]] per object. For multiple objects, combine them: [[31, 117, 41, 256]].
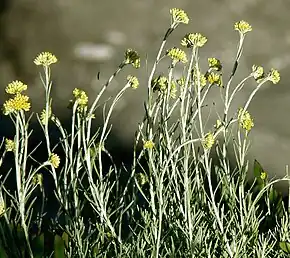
[[136, 173, 148, 186], [208, 58, 222, 71], [234, 20, 252, 34], [170, 83, 177, 99], [260, 171, 267, 180], [181, 33, 207, 48], [34, 52, 58, 66], [72, 88, 88, 106], [49, 153, 60, 168], [5, 139, 15, 152], [192, 68, 207, 88], [152, 76, 177, 98], [203, 132, 215, 150], [238, 108, 254, 132], [127, 75, 139, 89], [166, 47, 187, 64], [252, 65, 265, 82], [5, 80, 28, 95], [268, 69, 280, 84], [124, 49, 140, 69], [0, 200, 5, 217], [143, 140, 155, 149], [207, 72, 223, 87], [40, 107, 52, 125], [3, 94, 31, 115], [32, 173, 43, 186], [170, 8, 189, 25]]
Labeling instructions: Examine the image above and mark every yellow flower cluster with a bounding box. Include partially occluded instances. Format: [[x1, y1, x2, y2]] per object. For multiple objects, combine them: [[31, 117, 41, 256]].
[[207, 72, 223, 87], [268, 69, 280, 84], [238, 108, 254, 132], [73, 88, 89, 106], [191, 68, 207, 88], [3, 94, 30, 115], [34, 52, 58, 66], [6, 81, 27, 94], [251, 66, 280, 85], [3, 80, 31, 115], [208, 58, 222, 71], [0, 200, 5, 217], [260, 171, 267, 180], [40, 107, 53, 125], [127, 75, 139, 89], [5, 139, 15, 152], [170, 8, 189, 25], [143, 140, 155, 149], [136, 173, 148, 186], [32, 173, 43, 186], [203, 132, 215, 150], [181, 33, 207, 48], [252, 65, 264, 82], [49, 153, 60, 168], [166, 47, 187, 64], [124, 49, 140, 69], [234, 20, 252, 34], [152, 76, 177, 98]]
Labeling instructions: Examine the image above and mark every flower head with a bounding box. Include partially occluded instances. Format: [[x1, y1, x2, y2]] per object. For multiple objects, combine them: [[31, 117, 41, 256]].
[[73, 88, 88, 106], [5, 81, 28, 95], [252, 65, 265, 82], [34, 52, 58, 66], [152, 76, 177, 98], [127, 75, 139, 89], [238, 108, 254, 132], [5, 139, 15, 152], [192, 68, 207, 88], [260, 171, 267, 180], [0, 200, 5, 217], [181, 33, 207, 48], [49, 153, 60, 168], [166, 47, 187, 64], [267, 69, 280, 84], [3, 94, 31, 115], [40, 107, 52, 125], [170, 8, 189, 25], [136, 173, 148, 186], [124, 49, 140, 69], [208, 58, 222, 71], [143, 140, 155, 149], [234, 20, 252, 34], [32, 173, 43, 186], [207, 72, 223, 87], [203, 132, 215, 150]]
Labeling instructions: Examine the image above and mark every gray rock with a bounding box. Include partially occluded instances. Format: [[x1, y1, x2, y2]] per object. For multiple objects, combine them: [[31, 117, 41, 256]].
[[1, 0, 290, 193]]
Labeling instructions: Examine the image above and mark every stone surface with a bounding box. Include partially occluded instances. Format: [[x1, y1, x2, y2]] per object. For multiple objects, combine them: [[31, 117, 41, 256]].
[[1, 0, 290, 192]]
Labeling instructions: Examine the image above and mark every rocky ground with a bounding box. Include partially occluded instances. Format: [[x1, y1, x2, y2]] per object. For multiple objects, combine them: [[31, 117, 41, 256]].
[[1, 0, 290, 192]]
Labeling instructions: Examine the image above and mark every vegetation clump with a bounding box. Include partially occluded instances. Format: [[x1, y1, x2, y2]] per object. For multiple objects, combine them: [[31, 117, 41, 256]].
[[0, 7, 289, 258]]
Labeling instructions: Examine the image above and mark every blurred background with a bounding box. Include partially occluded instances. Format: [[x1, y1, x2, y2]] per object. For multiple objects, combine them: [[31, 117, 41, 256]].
[[1, 0, 290, 193]]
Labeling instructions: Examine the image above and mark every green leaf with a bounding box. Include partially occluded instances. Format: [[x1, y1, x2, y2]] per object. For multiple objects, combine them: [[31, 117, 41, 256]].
[[61, 232, 69, 248], [279, 241, 290, 254], [254, 159, 263, 178], [269, 187, 279, 203], [253, 159, 267, 187]]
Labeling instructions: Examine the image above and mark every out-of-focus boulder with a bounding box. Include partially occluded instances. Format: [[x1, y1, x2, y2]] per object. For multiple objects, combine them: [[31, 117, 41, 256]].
[[1, 0, 290, 192]]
